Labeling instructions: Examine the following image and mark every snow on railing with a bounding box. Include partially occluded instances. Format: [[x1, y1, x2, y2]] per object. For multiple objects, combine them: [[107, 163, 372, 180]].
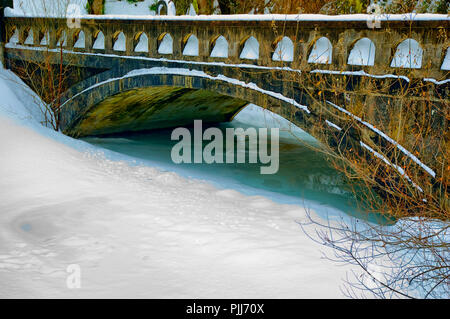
[[4, 10, 450, 22], [3, 13, 449, 75]]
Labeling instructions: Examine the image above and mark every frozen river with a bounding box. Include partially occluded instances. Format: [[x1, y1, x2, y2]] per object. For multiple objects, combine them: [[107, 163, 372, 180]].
[[83, 104, 375, 222]]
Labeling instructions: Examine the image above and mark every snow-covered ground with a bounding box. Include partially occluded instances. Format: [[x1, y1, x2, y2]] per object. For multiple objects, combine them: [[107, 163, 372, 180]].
[[0, 63, 355, 298], [10, 0, 88, 16], [104, 0, 156, 16]]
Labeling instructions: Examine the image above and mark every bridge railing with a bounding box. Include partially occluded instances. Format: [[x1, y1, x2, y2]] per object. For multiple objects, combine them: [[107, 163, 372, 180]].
[[3, 16, 449, 79]]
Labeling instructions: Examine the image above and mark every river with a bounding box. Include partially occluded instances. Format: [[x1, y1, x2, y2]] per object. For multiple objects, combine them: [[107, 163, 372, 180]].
[[82, 104, 382, 222]]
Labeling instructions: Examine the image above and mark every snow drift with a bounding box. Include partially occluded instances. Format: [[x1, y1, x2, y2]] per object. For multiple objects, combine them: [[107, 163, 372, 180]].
[[0, 58, 353, 298]]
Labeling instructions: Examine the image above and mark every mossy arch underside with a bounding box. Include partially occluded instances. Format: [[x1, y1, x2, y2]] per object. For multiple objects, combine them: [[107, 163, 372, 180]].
[[60, 71, 319, 138], [59, 70, 442, 190]]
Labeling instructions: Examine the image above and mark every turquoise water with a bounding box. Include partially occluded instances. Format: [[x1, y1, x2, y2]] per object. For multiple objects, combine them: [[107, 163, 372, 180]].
[[82, 119, 374, 221]]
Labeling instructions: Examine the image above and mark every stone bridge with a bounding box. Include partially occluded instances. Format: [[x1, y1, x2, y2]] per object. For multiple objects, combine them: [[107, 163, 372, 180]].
[[1, 14, 449, 198]]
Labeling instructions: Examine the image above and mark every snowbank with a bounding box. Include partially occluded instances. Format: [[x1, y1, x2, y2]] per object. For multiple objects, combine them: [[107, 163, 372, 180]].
[[0, 66, 46, 126], [104, 0, 156, 16], [7, 0, 159, 17], [0, 65, 353, 298], [9, 0, 88, 16]]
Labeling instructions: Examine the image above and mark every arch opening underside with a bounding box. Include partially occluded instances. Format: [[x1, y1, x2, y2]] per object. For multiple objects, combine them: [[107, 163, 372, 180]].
[[61, 72, 311, 138], [64, 86, 250, 137]]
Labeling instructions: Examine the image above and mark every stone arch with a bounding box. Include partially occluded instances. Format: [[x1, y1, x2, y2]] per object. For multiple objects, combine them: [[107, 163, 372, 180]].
[[347, 37, 376, 66], [186, 3, 197, 15], [113, 31, 126, 52], [390, 38, 423, 69], [23, 27, 34, 45], [92, 30, 105, 50], [156, 0, 168, 15], [58, 69, 311, 137], [39, 29, 49, 46], [182, 34, 199, 56], [158, 32, 173, 55], [210, 35, 228, 58], [56, 29, 67, 47], [308, 36, 332, 64], [73, 30, 85, 49], [272, 36, 294, 62], [134, 32, 149, 53], [56, 67, 440, 189], [240, 36, 259, 60], [8, 26, 19, 45], [440, 46, 449, 71]]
